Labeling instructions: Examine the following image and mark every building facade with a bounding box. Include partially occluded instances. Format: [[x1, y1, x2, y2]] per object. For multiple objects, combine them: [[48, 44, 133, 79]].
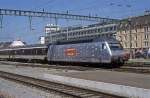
[[45, 24, 61, 44], [39, 36, 45, 44], [45, 23, 118, 44], [116, 15, 150, 51]]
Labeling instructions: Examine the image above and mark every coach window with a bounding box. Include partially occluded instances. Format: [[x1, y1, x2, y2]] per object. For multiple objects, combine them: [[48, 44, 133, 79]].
[[101, 28, 104, 32], [14, 50, 16, 55], [110, 27, 113, 31], [105, 28, 108, 32], [35, 49, 38, 55]]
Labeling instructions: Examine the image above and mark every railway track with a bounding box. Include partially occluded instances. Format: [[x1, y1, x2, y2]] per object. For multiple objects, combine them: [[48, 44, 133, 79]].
[[0, 61, 100, 71], [0, 71, 122, 98], [112, 66, 150, 74], [0, 61, 150, 74], [124, 62, 150, 67]]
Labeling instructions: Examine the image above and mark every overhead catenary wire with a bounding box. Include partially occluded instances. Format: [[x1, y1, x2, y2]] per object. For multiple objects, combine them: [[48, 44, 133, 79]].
[[0, 15, 3, 30], [1, 0, 149, 43], [65, 0, 141, 19], [28, 0, 57, 31], [31, 0, 56, 11]]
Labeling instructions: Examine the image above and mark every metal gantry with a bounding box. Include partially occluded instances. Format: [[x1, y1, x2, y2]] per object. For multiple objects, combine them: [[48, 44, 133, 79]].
[[0, 8, 119, 23], [0, 15, 3, 29]]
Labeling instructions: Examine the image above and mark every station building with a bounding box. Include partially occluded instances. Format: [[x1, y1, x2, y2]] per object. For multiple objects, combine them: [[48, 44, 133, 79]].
[[116, 14, 150, 52], [0, 42, 11, 48], [44, 24, 61, 44], [44, 23, 118, 44], [0, 40, 26, 48]]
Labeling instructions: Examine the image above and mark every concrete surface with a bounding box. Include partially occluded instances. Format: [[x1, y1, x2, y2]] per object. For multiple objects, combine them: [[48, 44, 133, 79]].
[[0, 63, 150, 98], [0, 78, 71, 98], [128, 59, 150, 63]]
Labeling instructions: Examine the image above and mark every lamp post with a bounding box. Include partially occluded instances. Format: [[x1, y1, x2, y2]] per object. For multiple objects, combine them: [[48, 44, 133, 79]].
[[128, 18, 132, 59]]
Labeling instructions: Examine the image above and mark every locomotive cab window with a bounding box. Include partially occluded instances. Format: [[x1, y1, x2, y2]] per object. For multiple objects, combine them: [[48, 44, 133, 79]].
[[109, 43, 123, 50], [102, 43, 107, 50]]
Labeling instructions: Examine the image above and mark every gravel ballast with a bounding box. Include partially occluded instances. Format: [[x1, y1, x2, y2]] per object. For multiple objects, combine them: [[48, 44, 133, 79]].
[[0, 77, 75, 98]]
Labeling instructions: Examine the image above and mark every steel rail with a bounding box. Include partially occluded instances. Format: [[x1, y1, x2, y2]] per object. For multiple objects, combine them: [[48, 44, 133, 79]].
[[0, 71, 121, 98], [0, 60, 150, 74]]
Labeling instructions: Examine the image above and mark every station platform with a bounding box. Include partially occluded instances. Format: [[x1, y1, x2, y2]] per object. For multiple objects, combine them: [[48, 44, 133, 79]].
[[127, 58, 150, 64], [0, 64, 150, 98]]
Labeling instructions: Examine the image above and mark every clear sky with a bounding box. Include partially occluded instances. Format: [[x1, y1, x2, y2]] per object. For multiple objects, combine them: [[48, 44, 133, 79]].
[[0, 0, 150, 44]]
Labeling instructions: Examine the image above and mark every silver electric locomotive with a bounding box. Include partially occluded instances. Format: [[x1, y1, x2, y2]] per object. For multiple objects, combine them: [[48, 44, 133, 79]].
[[47, 37, 129, 66]]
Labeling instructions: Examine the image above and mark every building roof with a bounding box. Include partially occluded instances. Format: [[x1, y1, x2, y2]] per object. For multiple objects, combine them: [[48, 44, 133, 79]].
[[10, 40, 25, 47], [119, 14, 150, 30], [0, 42, 11, 48]]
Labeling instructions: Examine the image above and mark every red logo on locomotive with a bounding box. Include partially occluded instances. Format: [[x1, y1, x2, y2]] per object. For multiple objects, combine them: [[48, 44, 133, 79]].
[[65, 48, 77, 56]]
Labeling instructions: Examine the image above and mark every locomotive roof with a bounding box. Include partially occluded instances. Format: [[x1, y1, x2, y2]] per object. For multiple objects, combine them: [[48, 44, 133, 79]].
[[52, 37, 118, 45]]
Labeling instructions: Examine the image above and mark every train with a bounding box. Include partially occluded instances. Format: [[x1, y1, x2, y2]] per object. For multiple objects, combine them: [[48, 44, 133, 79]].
[[0, 37, 129, 67], [0, 44, 47, 62]]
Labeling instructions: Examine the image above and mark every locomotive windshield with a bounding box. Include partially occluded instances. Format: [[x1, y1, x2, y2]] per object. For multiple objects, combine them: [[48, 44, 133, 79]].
[[109, 43, 123, 50]]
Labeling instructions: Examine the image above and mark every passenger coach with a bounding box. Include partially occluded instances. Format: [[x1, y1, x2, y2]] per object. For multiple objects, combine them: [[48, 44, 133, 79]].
[[0, 44, 47, 61]]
